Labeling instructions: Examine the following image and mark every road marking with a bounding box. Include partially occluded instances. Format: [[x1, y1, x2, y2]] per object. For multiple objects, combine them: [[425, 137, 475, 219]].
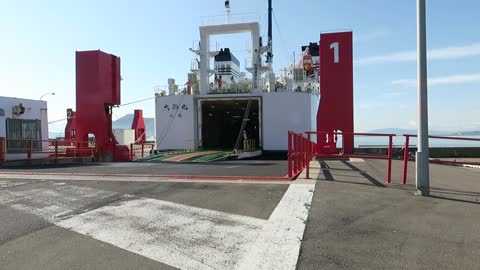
[[0, 180, 30, 189], [464, 164, 480, 169], [236, 183, 315, 270], [0, 182, 118, 222], [0, 180, 316, 269], [56, 196, 265, 270]]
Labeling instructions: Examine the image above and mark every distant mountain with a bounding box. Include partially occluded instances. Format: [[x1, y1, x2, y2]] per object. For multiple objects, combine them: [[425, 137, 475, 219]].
[[49, 131, 65, 139], [368, 128, 479, 136], [113, 114, 155, 139], [450, 131, 480, 136], [49, 115, 155, 139]]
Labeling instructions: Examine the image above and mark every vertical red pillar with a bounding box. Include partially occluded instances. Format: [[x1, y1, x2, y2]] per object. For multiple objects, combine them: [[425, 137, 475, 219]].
[[132, 109, 147, 143], [317, 32, 354, 154]]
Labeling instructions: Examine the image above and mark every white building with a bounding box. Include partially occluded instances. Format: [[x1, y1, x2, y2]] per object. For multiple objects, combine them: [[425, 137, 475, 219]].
[[0, 96, 49, 161]]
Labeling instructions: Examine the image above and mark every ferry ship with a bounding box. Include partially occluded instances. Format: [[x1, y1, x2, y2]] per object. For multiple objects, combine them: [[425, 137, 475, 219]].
[[153, 1, 327, 156]]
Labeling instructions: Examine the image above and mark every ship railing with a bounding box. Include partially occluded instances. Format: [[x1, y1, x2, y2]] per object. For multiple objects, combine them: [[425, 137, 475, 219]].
[[289, 132, 395, 183], [129, 142, 155, 161], [0, 137, 95, 165], [400, 134, 480, 184], [200, 13, 259, 26]]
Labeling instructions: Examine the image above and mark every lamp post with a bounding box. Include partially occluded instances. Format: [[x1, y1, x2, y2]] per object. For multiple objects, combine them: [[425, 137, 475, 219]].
[[416, 0, 430, 196], [39, 92, 55, 100]]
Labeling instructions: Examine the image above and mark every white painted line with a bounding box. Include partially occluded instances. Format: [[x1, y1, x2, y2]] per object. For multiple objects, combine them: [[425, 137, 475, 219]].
[[463, 164, 480, 169], [236, 183, 315, 270], [0, 182, 118, 222], [0, 179, 316, 269], [56, 197, 265, 270], [0, 180, 29, 189]]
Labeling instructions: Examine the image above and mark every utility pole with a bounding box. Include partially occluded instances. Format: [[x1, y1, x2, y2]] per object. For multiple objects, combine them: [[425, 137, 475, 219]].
[[416, 0, 430, 196]]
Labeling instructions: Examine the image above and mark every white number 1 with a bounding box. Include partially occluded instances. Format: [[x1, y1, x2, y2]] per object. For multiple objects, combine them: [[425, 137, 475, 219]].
[[330, 42, 340, 64]]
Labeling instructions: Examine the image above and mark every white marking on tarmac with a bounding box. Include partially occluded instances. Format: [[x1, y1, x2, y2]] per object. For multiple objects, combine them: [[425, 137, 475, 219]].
[[56, 197, 265, 270], [0, 180, 316, 269], [464, 164, 480, 169], [236, 183, 315, 270], [0, 180, 29, 188], [0, 182, 118, 222]]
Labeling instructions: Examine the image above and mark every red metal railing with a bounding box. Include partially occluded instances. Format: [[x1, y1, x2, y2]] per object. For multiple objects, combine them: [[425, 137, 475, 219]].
[[287, 131, 311, 178], [401, 134, 480, 184], [305, 131, 395, 183], [0, 137, 95, 164], [130, 143, 155, 160]]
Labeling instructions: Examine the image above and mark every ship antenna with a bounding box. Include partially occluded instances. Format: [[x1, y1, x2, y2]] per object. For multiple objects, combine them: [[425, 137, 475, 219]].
[[266, 0, 273, 63], [225, 0, 231, 24]]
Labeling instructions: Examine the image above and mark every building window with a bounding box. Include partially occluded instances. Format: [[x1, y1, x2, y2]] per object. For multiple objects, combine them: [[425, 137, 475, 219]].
[[0, 108, 4, 116], [5, 118, 42, 152]]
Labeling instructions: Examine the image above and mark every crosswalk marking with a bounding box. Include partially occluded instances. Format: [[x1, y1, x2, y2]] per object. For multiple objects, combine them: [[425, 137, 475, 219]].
[[0, 180, 315, 270]]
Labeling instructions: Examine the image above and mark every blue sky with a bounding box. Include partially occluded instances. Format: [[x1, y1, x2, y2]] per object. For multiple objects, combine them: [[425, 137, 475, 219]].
[[1, 0, 479, 132]]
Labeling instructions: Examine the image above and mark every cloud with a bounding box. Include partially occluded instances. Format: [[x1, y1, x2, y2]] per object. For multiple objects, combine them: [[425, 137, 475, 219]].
[[392, 73, 480, 87], [355, 43, 480, 65], [354, 29, 390, 44], [408, 121, 417, 128], [382, 91, 403, 97]]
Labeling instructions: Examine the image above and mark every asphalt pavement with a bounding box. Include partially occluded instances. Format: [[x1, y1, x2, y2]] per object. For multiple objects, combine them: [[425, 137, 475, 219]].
[[0, 160, 288, 177], [297, 159, 480, 270]]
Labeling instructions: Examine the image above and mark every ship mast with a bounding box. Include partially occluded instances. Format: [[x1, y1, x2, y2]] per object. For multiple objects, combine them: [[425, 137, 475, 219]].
[[225, 0, 231, 23], [266, 0, 273, 64]]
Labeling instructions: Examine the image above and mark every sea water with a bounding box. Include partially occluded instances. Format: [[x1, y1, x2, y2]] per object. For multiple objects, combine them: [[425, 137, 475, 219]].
[[330, 135, 480, 148]]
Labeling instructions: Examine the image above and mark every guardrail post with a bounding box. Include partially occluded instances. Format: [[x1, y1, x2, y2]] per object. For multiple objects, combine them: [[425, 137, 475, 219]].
[[27, 140, 32, 160], [54, 141, 59, 161], [288, 132, 292, 178], [306, 133, 311, 179], [301, 135, 304, 170], [386, 135, 393, 184], [402, 135, 410, 185], [0, 138, 4, 165], [130, 143, 134, 161], [294, 134, 298, 175]]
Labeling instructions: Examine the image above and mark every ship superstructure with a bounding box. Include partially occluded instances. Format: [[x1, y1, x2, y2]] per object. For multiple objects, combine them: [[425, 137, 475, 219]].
[[154, 1, 323, 155]]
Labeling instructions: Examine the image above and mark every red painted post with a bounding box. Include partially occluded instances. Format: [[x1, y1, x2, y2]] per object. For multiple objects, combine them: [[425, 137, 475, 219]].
[[306, 133, 311, 179], [54, 141, 59, 160], [293, 134, 297, 175], [295, 134, 298, 174], [300, 135, 304, 169], [288, 132, 292, 178], [402, 135, 410, 185], [386, 135, 393, 184], [130, 143, 134, 161], [0, 138, 4, 165]]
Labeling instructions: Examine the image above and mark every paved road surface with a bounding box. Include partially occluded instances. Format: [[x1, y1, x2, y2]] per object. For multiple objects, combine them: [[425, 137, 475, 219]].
[[1, 160, 288, 177], [298, 159, 480, 269]]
